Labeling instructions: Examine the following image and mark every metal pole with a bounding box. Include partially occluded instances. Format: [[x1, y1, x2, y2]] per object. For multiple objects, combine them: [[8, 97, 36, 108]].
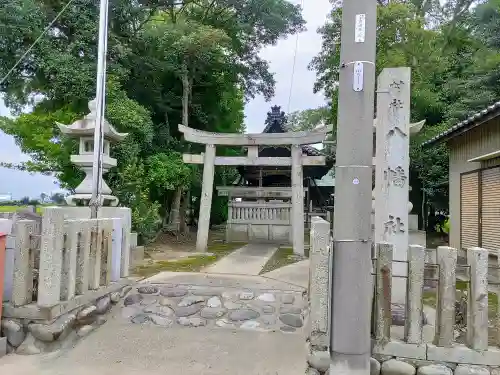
[[330, 0, 377, 373], [90, 0, 109, 219]]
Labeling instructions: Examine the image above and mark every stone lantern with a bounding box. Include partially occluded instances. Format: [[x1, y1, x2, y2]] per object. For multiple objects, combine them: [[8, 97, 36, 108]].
[[56, 99, 128, 207]]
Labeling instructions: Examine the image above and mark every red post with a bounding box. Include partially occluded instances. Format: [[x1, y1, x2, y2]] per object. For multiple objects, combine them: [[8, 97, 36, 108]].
[[0, 233, 6, 320]]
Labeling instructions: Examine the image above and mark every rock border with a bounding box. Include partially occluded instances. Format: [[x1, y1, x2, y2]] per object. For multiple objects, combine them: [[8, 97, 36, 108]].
[[305, 351, 494, 375], [1, 285, 132, 355]]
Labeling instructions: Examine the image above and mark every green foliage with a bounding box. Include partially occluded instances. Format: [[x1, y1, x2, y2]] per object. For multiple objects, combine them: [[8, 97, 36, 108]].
[[311, 0, 500, 209], [0, 0, 304, 240], [114, 158, 161, 242], [147, 152, 191, 193]]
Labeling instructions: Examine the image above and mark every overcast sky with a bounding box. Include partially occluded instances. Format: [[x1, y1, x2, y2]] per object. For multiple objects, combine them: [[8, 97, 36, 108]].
[[0, 0, 331, 199]]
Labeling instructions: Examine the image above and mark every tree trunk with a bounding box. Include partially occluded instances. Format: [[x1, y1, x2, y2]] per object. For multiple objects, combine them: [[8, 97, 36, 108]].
[[179, 64, 192, 234], [180, 189, 190, 233], [182, 64, 189, 129], [168, 188, 182, 231]]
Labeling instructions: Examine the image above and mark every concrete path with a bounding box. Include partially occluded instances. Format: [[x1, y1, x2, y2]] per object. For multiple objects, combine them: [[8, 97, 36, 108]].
[[0, 271, 308, 375], [203, 244, 278, 275], [0, 321, 307, 375], [262, 259, 310, 289]]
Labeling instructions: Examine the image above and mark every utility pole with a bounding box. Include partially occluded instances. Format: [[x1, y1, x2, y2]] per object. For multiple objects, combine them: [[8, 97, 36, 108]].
[[90, 0, 110, 220], [330, 0, 377, 373]]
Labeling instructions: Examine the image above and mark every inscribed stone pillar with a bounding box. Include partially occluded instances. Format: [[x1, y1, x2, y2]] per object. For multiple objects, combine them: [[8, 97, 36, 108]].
[[196, 144, 216, 252], [291, 145, 305, 255], [374, 67, 411, 304], [0, 219, 13, 302], [38, 207, 65, 307]]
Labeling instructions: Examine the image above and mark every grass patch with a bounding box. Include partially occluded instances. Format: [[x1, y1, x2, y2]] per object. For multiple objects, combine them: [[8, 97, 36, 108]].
[[260, 246, 306, 274], [423, 279, 499, 344], [0, 205, 45, 214], [132, 242, 244, 278]]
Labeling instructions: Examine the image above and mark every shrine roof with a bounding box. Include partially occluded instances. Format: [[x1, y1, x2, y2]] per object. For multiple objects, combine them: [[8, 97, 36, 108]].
[[422, 100, 500, 147], [261, 105, 327, 157]]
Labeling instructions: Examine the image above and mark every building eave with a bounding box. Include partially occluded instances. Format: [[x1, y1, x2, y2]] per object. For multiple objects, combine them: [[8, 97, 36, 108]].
[[422, 101, 500, 147]]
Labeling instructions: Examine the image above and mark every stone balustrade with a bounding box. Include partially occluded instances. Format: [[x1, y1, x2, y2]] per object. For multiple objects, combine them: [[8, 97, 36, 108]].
[[306, 218, 499, 375], [229, 201, 291, 223], [226, 201, 292, 243]]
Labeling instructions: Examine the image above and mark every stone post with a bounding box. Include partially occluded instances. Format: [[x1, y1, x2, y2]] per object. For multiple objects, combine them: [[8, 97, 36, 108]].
[[291, 145, 305, 255], [0, 218, 13, 302], [12, 220, 35, 306], [196, 144, 216, 252], [61, 220, 79, 301], [308, 217, 331, 348], [434, 246, 457, 347], [374, 67, 411, 304], [374, 242, 393, 344], [111, 218, 123, 282], [405, 244, 425, 344], [76, 220, 91, 295], [466, 247, 488, 350], [38, 207, 65, 308]]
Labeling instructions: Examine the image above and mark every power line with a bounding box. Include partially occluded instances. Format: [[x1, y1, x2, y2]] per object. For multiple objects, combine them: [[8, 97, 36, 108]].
[[286, 0, 305, 114], [0, 0, 77, 86]]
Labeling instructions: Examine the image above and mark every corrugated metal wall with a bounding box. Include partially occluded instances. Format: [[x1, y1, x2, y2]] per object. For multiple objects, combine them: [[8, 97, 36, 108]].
[[448, 117, 500, 250]]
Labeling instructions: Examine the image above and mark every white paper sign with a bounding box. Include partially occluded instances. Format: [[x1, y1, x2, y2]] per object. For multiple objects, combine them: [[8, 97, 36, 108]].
[[355, 14, 366, 43], [353, 62, 364, 91]]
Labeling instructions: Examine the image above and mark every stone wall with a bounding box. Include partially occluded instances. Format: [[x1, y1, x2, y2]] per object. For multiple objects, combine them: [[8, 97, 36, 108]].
[[1, 284, 132, 355]]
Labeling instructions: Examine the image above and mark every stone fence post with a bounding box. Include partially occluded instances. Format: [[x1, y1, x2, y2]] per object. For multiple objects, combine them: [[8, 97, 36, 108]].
[[466, 247, 488, 350], [434, 246, 457, 347], [37, 208, 64, 308], [308, 216, 331, 349]]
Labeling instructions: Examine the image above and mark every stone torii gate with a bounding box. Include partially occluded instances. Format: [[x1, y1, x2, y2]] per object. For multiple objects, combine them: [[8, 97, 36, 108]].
[[179, 124, 328, 253]]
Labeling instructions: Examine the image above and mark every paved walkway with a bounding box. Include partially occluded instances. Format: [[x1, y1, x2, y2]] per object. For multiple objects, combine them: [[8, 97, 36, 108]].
[[0, 271, 308, 375], [262, 259, 309, 289], [203, 244, 278, 275]]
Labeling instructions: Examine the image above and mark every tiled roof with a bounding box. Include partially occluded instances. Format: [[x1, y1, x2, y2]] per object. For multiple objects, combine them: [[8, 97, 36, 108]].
[[423, 100, 500, 146]]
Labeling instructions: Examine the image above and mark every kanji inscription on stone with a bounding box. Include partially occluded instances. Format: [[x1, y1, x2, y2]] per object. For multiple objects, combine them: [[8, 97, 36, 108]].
[[384, 215, 405, 235], [384, 166, 407, 188]]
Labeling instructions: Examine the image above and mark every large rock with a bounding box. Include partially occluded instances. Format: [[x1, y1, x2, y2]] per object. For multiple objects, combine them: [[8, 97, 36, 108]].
[[160, 287, 188, 297], [95, 295, 111, 314], [1, 319, 26, 347], [279, 313, 303, 328], [306, 368, 320, 375], [29, 313, 76, 342], [178, 295, 205, 307], [15, 333, 41, 355], [110, 292, 121, 303], [172, 303, 203, 317], [207, 296, 222, 308], [307, 350, 330, 372], [454, 365, 490, 375], [200, 307, 226, 319], [228, 309, 260, 322], [417, 365, 453, 375], [177, 317, 206, 327], [124, 294, 143, 306], [381, 359, 416, 375], [371, 357, 381, 375], [138, 286, 159, 295], [143, 305, 174, 317]]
